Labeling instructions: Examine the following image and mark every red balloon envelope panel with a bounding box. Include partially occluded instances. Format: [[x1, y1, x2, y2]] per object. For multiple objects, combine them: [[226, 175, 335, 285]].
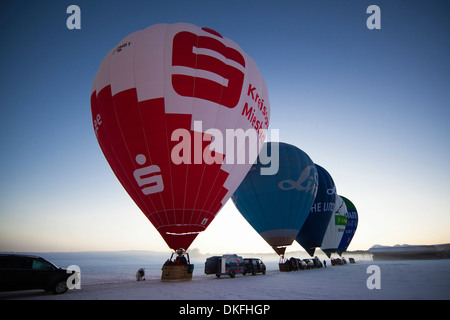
[[91, 23, 270, 251]]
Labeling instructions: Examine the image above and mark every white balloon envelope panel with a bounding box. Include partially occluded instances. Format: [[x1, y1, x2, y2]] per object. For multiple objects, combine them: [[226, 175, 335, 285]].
[[321, 194, 348, 257], [91, 23, 270, 251]]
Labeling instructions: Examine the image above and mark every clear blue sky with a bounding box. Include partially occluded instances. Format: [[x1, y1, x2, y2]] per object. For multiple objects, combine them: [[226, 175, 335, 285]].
[[1, 0, 449, 254]]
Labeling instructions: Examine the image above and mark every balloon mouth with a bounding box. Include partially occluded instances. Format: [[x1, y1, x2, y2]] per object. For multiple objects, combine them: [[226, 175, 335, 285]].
[[158, 225, 205, 251], [260, 229, 299, 247], [272, 246, 287, 256]]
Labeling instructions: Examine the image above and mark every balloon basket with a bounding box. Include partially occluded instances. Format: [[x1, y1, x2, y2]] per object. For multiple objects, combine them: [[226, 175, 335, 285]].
[[278, 255, 291, 272], [278, 263, 290, 272], [161, 264, 194, 281], [161, 249, 194, 281]]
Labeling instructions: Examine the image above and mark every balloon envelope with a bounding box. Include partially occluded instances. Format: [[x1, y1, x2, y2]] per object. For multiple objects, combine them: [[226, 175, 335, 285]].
[[321, 194, 348, 257], [337, 196, 358, 255], [91, 23, 270, 251], [296, 164, 336, 256], [232, 142, 318, 255]]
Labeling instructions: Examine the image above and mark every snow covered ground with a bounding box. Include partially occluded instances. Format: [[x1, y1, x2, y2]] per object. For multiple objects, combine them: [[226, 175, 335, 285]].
[[2, 259, 449, 300]]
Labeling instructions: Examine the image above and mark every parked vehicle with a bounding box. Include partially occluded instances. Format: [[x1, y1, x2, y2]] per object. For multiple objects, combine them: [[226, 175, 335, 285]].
[[243, 258, 266, 275], [204, 254, 244, 278], [298, 259, 308, 270], [288, 257, 299, 271], [302, 259, 315, 269], [0, 254, 76, 294], [331, 258, 344, 265]]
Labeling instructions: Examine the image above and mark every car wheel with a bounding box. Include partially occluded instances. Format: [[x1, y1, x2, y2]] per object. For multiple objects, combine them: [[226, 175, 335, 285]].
[[53, 280, 68, 294], [229, 271, 235, 278], [216, 274, 221, 278]]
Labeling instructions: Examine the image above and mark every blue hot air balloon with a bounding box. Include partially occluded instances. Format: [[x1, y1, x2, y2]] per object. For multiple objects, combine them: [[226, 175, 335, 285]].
[[296, 164, 336, 257], [232, 142, 318, 256], [337, 196, 358, 255]]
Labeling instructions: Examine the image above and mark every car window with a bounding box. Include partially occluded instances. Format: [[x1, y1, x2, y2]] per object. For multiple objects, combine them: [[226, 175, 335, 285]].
[[32, 259, 54, 270], [0, 257, 32, 269]]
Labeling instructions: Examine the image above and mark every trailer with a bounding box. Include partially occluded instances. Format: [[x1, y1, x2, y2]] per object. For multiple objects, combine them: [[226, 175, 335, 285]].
[[204, 254, 244, 278]]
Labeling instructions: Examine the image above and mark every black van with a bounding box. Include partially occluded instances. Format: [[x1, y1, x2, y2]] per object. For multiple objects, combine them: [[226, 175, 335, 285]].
[[243, 258, 266, 275], [0, 254, 75, 294]]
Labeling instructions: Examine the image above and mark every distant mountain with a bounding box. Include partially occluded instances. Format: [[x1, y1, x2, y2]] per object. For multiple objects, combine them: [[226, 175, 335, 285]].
[[369, 243, 450, 261]]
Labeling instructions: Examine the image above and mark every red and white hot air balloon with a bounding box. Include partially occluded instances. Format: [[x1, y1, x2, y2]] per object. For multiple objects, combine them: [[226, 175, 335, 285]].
[[91, 23, 270, 251]]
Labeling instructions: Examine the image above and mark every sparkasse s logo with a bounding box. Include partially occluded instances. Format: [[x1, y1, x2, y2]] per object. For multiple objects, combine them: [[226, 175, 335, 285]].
[[171, 29, 246, 109]]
